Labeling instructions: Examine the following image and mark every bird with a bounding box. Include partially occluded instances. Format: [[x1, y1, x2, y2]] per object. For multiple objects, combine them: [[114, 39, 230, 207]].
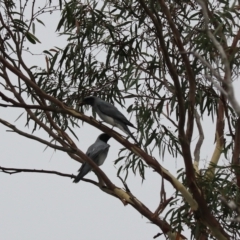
[[73, 133, 111, 183], [82, 96, 138, 144]]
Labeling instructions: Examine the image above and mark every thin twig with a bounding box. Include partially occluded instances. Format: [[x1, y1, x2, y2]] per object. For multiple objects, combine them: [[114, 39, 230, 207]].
[[0, 166, 98, 185], [0, 118, 75, 154]]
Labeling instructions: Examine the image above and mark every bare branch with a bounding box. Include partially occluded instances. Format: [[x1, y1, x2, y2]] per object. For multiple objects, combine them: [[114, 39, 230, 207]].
[[0, 165, 120, 193], [193, 110, 204, 173], [0, 166, 74, 178], [0, 118, 76, 154], [161, 111, 178, 128]]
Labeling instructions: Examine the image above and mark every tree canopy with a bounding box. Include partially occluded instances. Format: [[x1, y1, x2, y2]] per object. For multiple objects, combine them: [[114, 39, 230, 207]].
[[1, 0, 240, 239]]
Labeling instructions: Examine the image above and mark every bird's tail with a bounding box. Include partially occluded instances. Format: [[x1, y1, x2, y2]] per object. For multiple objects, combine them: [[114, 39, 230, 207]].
[[73, 163, 91, 183], [119, 123, 139, 145], [73, 172, 84, 183]]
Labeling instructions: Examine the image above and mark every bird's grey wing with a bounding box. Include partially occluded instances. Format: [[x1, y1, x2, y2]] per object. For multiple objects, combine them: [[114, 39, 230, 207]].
[[86, 142, 110, 162], [96, 101, 137, 129], [73, 142, 104, 183], [115, 123, 139, 145]]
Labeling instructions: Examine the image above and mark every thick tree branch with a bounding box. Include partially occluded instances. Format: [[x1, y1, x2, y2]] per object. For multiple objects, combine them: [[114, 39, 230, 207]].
[[205, 97, 224, 180]]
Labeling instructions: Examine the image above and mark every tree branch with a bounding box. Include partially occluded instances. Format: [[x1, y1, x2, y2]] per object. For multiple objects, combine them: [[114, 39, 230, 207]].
[[193, 110, 204, 173], [0, 118, 76, 154], [205, 97, 224, 180]]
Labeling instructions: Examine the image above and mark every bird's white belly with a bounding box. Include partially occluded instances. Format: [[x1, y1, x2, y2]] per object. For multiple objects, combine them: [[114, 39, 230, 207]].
[[95, 107, 129, 135], [97, 110, 116, 126]]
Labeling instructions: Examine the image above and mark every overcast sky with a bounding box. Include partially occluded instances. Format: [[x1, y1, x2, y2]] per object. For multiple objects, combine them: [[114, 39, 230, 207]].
[[1, 2, 239, 240]]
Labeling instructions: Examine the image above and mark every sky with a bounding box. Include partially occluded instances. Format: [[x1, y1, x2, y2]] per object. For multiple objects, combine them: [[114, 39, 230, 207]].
[[0, 1, 239, 240]]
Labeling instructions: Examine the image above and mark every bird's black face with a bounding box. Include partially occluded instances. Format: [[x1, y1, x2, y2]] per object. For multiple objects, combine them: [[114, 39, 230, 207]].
[[99, 133, 111, 143], [82, 96, 95, 106]]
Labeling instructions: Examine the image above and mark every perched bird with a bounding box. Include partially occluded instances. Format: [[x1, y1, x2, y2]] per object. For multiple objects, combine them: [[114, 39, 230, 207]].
[[73, 133, 111, 183], [82, 96, 138, 144]]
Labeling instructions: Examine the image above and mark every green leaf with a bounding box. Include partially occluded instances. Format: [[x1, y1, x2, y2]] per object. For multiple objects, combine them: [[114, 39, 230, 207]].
[[25, 32, 41, 44], [25, 32, 36, 44], [36, 18, 45, 26], [32, 22, 35, 34]]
